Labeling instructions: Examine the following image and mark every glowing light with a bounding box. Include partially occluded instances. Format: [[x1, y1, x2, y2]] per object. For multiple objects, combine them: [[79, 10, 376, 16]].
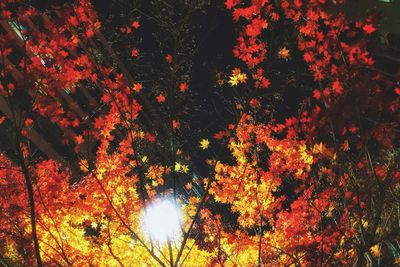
[[142, 199, 181, 244]]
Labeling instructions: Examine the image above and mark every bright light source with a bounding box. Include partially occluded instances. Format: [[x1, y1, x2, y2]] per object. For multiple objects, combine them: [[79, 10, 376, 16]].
[[142, 199, 182, 244]]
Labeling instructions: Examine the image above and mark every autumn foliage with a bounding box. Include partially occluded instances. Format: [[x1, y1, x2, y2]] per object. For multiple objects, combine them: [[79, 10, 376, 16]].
[[0, 0, 399, 266]]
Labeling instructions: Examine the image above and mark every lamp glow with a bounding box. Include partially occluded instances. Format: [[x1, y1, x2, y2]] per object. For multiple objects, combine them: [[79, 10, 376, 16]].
[[142, 199, 181, 243]]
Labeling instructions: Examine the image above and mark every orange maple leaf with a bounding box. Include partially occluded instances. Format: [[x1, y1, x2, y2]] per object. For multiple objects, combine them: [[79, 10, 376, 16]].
[[75, 135, 84, 145], [133, 82, 142, 92]]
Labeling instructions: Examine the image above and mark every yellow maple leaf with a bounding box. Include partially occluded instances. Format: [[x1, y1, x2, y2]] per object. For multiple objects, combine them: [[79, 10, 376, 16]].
[[181, 164, 189, 173], [200, 139, 210, 149], [174, 162, 182, 172], [370, 244, 380, 257], [312, 142, 325, 154], [228, 75, 239, 86]]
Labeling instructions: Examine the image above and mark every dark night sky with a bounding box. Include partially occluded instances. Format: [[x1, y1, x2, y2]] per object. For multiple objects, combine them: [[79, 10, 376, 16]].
[[88, 0, 313, 180]]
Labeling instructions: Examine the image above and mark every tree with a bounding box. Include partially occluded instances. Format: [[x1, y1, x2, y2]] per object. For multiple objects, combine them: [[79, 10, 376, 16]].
[[0, 0, 399, 266]]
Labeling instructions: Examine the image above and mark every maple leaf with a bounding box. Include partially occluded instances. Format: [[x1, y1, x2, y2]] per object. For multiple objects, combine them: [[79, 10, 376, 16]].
[[181, 164, 189, 173], [132, 21, 140, 29], [94, 117, 104, 129], [285, 117, 297, 127], [237, 73, 247, 83], [1, 10, 11, 19], [174, 162, 182, 172], [75, 135, 84, 145], [59, 118, 70, 128], [68, 16, 79, 27], [90, 73, 98, 82], [249, 98, 260, 108], [165, 54, 173, 64], [332, 79, 343, 94], [259, 77, 271, 88], [101, 93, 111, 103], [303, 52, 313, 62], [294, 0, 302, 8], [179, 82, 189, 92], [146, 132, 156, 142], [214, 131, 226, 140], [185, 183, 192, 190], [7, 83, 15, 91], [312, 142, 325, 154], [156, 94, 166, 103], [71, 118, 80, 128], [131, 48, 139, 57], [86, 29, 94, 38], [363, 23, 376, 35], [232, 68, 241, 75], [133, 82, 142, 92], [172, 120, 180, 129], [313, 89, 321, 100], [200, 139, 210, 150], [228, 75, 239, 86], [79, 159, 89, 173], [349, 126, 358, 133], [59, 50, 68, 58], [225, 0, 241, 9], [278, 47, 290, 59], [25, 118, 33, 128], [341, 140, 350, 151]]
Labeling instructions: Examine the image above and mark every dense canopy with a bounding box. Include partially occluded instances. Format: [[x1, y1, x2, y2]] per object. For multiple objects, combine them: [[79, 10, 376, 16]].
[[0, 0, 399, 266]]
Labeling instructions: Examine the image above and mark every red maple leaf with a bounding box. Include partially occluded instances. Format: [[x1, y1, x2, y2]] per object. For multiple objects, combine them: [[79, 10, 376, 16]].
[[214, 131, 226, 140], [303, 52, 313, 62], [146, 132, 155, 142], [86, 29, 94, 38], [332, 80, 343, 94], [363, 23, 376, 35], [132, 21, 140, 29], [59, 118, 70, 128], [225, 0, 241, 9], [313, 89, 321, 100], [249, 98, 260, 109], [156, 94, 166, 103], [172, 120, 180, 129], [68, 16, 79, 27], [71, 118, 80, 128], [179, 82, 189, 92], [25, 118, 33, 128], [131, 48, 139, 57], [94, 117, 104, 129], [165, 54, 173, 64]]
